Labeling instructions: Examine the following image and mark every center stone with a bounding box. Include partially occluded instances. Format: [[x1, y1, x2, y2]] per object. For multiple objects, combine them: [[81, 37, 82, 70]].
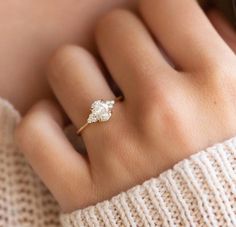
[[87, 100, 115, 124]]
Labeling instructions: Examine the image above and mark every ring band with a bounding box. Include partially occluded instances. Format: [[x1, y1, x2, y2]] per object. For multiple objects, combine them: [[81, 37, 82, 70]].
[[77, 96, 123, 135]]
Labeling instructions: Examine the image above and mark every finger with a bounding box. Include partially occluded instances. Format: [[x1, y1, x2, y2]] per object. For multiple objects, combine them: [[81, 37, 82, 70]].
[[47, 45, 124, 146], [15, 100, 91, 212], [95, 10, 176, 101], [139, 0, 236, 72], [208, 9, 236, 53]]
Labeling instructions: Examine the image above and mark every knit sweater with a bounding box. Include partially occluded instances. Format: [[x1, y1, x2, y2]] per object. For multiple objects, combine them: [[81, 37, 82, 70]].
[[0, 98, 236, 227]]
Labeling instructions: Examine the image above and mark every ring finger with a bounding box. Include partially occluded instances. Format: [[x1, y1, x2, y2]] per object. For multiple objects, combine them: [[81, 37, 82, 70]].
[[47, 45, 123, 148]]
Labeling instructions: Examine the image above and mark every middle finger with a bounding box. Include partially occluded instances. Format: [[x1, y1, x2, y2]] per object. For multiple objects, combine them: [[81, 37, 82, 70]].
[[95, 9, 176, 103]]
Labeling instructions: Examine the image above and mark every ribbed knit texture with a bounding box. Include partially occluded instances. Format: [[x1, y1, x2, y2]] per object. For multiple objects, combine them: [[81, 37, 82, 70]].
[[61, 139, 236, 226], [0, 98, 61, 227], [0, 98, 236, 227]]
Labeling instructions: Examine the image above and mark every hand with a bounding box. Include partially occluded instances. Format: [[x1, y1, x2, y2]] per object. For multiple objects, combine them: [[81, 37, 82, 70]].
[[16, 0, 236, 213]]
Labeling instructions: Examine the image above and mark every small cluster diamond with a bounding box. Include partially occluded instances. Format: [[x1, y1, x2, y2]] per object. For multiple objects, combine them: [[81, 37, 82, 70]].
[[87, 100, 115, 124]]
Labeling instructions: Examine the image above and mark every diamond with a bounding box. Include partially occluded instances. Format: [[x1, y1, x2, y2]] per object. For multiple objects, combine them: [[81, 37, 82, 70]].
[[87, 99, 115, 124]]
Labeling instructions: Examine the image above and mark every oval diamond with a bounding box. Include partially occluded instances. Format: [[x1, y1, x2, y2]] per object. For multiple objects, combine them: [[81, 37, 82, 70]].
[[87, 99, 115, 124]]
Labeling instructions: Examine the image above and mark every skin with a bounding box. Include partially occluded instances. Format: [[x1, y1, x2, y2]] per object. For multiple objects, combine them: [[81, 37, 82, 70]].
[[16, 0, 236, 213], [0, 0, 136, 114]]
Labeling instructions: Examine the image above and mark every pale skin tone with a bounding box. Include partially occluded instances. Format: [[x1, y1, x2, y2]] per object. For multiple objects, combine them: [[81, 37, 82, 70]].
[[0, 0, 234, 114], [0, 0, 136, 114], [16, 0, 236, 213]]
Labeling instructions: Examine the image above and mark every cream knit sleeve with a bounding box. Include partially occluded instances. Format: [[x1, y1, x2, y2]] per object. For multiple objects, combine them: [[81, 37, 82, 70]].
[[1, 98, 236, 227], [61, 138, 236, 226]]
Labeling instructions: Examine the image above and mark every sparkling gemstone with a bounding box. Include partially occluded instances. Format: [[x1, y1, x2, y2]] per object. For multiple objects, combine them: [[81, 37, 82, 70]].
[[87, 99, 115, 124]]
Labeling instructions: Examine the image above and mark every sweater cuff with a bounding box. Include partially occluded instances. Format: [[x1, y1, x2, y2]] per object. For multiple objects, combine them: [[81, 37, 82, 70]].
[[60, 137, 236, 226], [0, 98, 20, 146]]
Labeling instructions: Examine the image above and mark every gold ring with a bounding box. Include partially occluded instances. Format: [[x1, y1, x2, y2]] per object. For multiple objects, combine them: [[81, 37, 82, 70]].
[[77, 96, 123, 135]]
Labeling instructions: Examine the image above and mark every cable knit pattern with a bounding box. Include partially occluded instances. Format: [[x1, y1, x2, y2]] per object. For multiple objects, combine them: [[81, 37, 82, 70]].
[[0, 98, 236, 226], [0, 98, 61, 227], [61, 138, 236, 226]]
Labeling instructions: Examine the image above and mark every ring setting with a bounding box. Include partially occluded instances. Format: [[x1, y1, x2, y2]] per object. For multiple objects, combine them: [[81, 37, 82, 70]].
[[88, 100, 115, 123], [77, 96, 122, 135]]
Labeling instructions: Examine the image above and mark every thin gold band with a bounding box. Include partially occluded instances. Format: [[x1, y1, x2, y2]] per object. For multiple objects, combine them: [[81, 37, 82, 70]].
[[77, 96, 123, 135]]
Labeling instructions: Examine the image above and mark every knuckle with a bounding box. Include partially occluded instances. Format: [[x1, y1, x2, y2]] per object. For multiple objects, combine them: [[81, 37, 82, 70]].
[[201, 60, 234, 80], [141, 84, 174, 111], [139, 87, 182, 130], [199, 64, 236, 92]]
